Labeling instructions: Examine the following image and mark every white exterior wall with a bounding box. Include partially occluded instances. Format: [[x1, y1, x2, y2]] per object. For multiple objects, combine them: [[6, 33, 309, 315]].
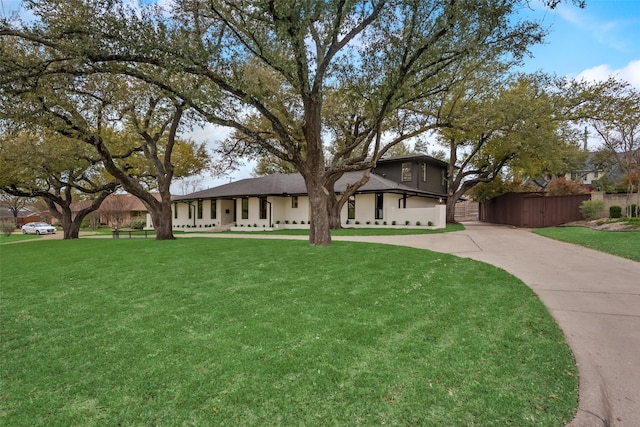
[[340, 193, 445, 229], [172, 199, 229, 229], [171, 193, 446, 231], [282, 196, 310, 225]]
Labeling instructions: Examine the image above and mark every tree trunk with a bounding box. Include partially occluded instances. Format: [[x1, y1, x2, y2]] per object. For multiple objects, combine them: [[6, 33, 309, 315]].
[[305, 180, 332, 246], [147, 197, 175, 240], [327, 194, 342, 230], [446, 197, 457, 224]]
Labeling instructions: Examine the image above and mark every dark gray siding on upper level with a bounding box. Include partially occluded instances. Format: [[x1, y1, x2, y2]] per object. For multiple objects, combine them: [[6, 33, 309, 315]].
[[373, 155, 447, 196]]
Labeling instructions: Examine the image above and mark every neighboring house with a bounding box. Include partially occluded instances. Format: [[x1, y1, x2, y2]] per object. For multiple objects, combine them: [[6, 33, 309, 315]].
[[172, 155, 448, 230], [564, 152, 620, 192], [0, 207, 42, 227], [71, 193, 158, 228]]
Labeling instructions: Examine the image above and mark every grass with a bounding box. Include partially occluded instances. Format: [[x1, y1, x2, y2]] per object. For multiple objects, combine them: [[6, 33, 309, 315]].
[[533, 227, 640, 262], [226, 223, 465, 236], [0, 232, 43, 244], [0, 238, 577, 426]]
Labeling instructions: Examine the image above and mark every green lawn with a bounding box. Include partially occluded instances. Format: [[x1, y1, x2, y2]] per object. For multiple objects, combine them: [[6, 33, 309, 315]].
[[533, 227, 640, 262], [224, 223, 465, 236], [0, 233, 43, 244], [0, 238, 577, 426]]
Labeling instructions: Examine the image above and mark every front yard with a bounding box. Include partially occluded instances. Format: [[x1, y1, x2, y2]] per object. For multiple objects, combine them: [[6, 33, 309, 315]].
[[0, 238, 577, 426]]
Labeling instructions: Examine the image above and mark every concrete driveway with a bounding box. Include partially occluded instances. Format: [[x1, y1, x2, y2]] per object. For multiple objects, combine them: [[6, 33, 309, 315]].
[[337, 223, 640, 427]]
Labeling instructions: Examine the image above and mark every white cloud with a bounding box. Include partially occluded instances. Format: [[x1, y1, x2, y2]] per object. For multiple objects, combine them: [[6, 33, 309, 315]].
[[555, 3, 633, 52], [575, 59, 640, 89]]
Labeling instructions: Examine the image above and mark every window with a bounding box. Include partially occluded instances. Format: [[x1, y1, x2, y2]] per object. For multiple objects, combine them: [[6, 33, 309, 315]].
[[291, 196, 298, 208], [197, 199, 203, 219], [421, 163, 427, 182], [375, 193, 383, 220], [174, 202, 178, 219], [241, 197, 249, 219], [188, 203, 192, 219], [347, 196, 356, 220], [210, 199, 216, 219], [594, 171, 599, 179], [401, 162, 412, 181], [441, 169, 447, 187], [259, 197, 268, 220]]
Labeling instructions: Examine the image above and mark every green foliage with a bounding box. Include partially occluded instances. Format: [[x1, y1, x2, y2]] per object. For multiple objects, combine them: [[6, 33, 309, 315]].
[[546, 177, 585, 196], [609, 206, 622, 219], [579, 200, 605, 220], [129, 216, 147, 230], [631, 204, 638, 218], [0, 238, 578, 425], [0, 220, 16, 236], [470, 176, 537, 202]]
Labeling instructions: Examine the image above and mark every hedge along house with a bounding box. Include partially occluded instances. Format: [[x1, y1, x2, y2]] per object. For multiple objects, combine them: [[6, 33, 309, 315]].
[[171, 155, 449, 230]]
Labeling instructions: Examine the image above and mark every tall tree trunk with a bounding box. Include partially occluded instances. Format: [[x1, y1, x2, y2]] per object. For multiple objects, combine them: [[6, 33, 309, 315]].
[[305, 179, 332, 246], [327, 194, 341, 230], [149, 206, 174, 240], [44, 199, 81, 239]]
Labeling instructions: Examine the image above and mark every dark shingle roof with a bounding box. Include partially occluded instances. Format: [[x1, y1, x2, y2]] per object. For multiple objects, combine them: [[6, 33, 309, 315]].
[[174, 171, 443, 200]]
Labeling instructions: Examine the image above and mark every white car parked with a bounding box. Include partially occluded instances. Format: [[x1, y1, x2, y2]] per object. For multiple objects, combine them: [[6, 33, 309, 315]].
[[21, 222, 56, 235]]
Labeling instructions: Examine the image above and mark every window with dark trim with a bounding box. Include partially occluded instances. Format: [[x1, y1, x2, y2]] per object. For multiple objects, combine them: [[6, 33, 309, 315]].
[[259, 197, 268, 220], [421, 163, 427, 182], [197, 199, 203, 219], [188, 203, 192, 219], [241, 197, 249, 219], [210, 199, 216, 219], [174, 202, 178, 219], [291, 196, 298, 208], [375, 193, 383, 220], [401, 162, 412, 181], [347, 196, 356, 220]]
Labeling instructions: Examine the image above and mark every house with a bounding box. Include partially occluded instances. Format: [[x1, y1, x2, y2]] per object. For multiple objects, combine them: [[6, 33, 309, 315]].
[[171, 155, 448, 230], [0, 206, 42, 227], [564, 152, 622, 192], [71, 193, 158, 228]]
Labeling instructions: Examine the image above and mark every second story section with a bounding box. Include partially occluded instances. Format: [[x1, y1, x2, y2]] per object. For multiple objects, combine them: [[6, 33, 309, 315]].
[[373, 155, 448, 196]]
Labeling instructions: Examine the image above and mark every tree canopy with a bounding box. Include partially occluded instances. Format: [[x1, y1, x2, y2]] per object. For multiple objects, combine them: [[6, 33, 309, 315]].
[[1, 0, 586, 243]]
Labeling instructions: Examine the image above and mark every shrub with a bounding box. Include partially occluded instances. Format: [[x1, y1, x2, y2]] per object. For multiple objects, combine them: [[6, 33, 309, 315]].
[[345, 220, 350, 225], [405, 220, 410, 225], [355, 221, 360, 225], [383, 221, 387, 225], [391, 220, 396, 225], [415, 221, 421, 226], [366, 221, 371, 225], [630, 204, 638, 218], [300, 220, 305, 224], [292, 220, 297, 224], [129, 216, 147, 229], [579, 200, 605, 220], [609, 206, 622, 219], [285, 220, 289, 224], [374, 221, 379, 225], [276, 220, 280, 224], [428, 221, 434, 226], [0, 220, 16, 237]]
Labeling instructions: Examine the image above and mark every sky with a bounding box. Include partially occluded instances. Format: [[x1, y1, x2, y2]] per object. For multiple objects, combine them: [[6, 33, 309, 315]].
[[2, 0, 639, 191]]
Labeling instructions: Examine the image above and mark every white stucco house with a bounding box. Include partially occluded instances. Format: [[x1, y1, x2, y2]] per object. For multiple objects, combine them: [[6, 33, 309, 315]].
[[170, 155, 449, 231]]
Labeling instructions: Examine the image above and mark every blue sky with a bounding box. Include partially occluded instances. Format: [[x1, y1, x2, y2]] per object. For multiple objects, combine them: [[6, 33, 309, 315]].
[[519, 0, 640, 87]]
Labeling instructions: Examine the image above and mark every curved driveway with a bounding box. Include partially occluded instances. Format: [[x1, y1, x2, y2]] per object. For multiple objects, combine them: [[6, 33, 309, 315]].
[[336, 222, 640, 427]]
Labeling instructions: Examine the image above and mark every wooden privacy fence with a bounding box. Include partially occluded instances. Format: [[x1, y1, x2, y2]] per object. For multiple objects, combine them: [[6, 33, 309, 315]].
[[479, 192, 591, 228]]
